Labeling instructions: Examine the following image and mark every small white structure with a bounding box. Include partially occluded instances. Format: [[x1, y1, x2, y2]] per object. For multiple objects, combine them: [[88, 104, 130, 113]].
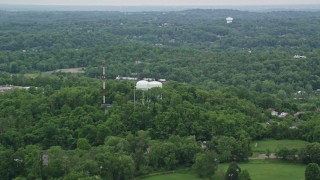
[[226, 17, 233, 24], [279, 112, 289, 118], [0, 85, 30, 93], [143, 78, 155, 81], [290, 125, 298, 129], [116, 76, 138, 81], [136, 80, 162, 91], [200, 141, 208, 149], [293, 55, 307, 59], [271, 110, 279, 116]]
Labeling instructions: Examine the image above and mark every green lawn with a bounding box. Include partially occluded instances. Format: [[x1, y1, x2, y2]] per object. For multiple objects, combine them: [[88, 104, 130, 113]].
[[142, 160, 306, 180], [251, 139, 309, 155], [218, 160, 306, 180], [141, 172, 204, 180], [24, 68, 85, 78]]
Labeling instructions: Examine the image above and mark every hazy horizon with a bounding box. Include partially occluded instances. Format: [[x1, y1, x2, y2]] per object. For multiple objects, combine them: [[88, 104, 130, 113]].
[[0, 0, 320, 6]]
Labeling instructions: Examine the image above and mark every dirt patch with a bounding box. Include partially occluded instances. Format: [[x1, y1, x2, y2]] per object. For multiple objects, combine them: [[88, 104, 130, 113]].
[[57, 68, 85, 73], [250, 153, 277, 160]]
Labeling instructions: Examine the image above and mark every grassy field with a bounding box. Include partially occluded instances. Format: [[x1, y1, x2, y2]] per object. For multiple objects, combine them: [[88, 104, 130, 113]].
[[218, 160, 306, 180], [142, 160, 306, 180], [141, 172, 204, 180], [251, 139, 309, 155], [24, 68, 85, 78]]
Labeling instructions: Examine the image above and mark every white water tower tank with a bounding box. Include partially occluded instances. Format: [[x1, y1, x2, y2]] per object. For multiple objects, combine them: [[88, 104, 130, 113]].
[[226, 17, 233, 24], [148, 81, 163, 89], [136, 80, 149, 91], [136, 80, 163, 91]]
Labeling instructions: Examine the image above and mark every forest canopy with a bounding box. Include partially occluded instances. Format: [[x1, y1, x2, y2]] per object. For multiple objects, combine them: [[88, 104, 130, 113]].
[[0, 9, 320, 179]]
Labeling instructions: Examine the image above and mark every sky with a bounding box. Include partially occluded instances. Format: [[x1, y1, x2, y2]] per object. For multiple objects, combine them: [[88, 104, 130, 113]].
[[0, 0, 319, 6]]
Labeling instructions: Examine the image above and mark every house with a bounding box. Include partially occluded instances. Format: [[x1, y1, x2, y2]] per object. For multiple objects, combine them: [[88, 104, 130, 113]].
[[115, 76, 138, 81], [42, 151, 49, 166], [271, 110, 279, 116], [266, 120, 275, 126], [0, 85, 30, 93], [294, 112, 305, 118], [290, 125, 298, 129], [279, 112, 289, 118], [0, 85, 12, 93], [293, 55, 307, 59], [200, 141, 208, 149], [143, 78, 155, 81]]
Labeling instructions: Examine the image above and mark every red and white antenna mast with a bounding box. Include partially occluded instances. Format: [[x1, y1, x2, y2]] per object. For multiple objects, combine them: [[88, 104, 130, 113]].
[[102, 61, 106, 105]]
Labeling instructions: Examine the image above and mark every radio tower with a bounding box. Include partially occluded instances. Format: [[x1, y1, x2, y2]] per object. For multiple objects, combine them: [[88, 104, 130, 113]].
[[102, 61, 106, 105], [101, 61, 111, 112]]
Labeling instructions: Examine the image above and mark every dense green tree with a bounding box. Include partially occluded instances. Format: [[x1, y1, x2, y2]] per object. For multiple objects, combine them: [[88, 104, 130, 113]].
[[192, 151, 219, 178], [0, 149, 21, 179], [18, 145, 42, 179], [96, 150, 135, 180], [239, 170, 251, 180], [76, 138, 91, 150], [0, 8, 320, 180], [305, 163, 320, 180], [300, 143, 320, 164], [225, 162, 241, 180], [149, 141, 178, 170]]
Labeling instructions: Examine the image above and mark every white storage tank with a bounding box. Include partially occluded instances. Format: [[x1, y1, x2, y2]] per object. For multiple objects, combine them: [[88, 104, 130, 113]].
[[136, 80, 162, 91], [136, 80, 149, 91], [148, 81, 163, 89], [226, 17, 233, 24]]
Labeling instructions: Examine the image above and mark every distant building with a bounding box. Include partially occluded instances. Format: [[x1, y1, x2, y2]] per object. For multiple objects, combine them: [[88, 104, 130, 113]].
[[0, 85, 30, 93], [0, 85, 12, 92], [169, 39, 176, 43], [116, 76, 138, 81], [200, 141, 208, 149], [293, 55, 307, 59], [154, 43, 163, 47], [143, 78, 155, 81], [266, 121, 274, 126], [289, 125, 298, 129], [42, 151, 49, 166], [279, 112, 289, 118], [162, 22, 170, 27], [271, 110, 279, 116], [294, 112, 305, 118]]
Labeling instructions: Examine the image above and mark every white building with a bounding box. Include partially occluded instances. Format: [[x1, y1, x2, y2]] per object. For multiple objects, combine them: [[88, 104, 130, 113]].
[[293, 55, 307, 59]]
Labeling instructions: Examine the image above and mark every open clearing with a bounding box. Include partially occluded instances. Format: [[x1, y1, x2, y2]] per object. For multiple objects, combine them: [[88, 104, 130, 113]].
[[55, 68, 85, 73], [251, 139, 309, 156], [24, 68, 85, 78], [218, 160, 306, 180], [141, 172, 204, 180], [142, 160, 306, 180]]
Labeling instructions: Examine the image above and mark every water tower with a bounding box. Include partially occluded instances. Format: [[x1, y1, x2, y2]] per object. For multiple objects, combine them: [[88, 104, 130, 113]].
[[134, 80, 162, 107], [226, 17, 233, 24]]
